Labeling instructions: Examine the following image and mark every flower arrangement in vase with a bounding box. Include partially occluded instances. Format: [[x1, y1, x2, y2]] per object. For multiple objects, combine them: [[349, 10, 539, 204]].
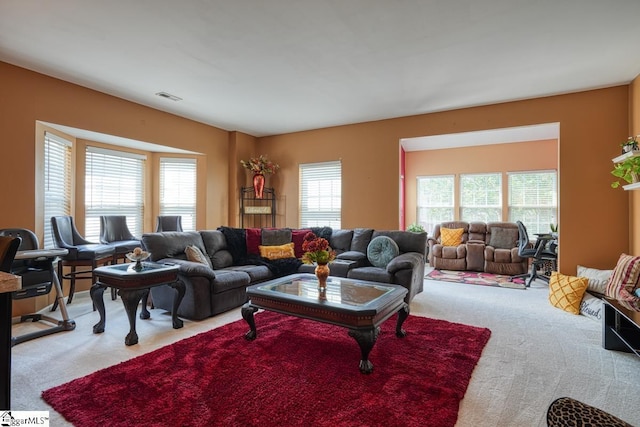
[[301, 232, 336, 291], [240, 155, 279, 198]]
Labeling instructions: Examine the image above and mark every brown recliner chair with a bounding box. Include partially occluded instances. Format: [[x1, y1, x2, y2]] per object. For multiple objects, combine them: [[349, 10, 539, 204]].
[[483, 222, 528, 275], [428, 221, 472, 270]]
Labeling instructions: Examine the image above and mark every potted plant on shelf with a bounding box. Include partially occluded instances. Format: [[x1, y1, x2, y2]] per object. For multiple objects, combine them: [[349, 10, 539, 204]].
[[620, 136, 639, 154], [611, 155, 640, 188], [240, 155, 279, 198]]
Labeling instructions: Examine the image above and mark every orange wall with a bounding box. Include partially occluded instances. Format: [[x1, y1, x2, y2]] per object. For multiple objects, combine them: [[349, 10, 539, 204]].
[[0, 61, 231, 235], [630, 77, 640, 255], [260, 87, 631, 275], [1, 60, 638, 314], [404, 139, 558, 225]]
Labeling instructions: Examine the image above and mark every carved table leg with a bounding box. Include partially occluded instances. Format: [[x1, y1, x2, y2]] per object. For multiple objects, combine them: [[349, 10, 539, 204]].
[[119, 289, 147, 346], [241, 303, 258, 340], [168, 280, 185, 329], [139, 290, 151, 320], [90, 283, 107, 334], [348, 326, 380, 374], [396, 303, 409, 338]]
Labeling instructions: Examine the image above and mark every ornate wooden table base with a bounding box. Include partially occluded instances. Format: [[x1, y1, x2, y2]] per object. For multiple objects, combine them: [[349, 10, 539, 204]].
[[91, 263, 185, 346], [242, 273, 409, 374]]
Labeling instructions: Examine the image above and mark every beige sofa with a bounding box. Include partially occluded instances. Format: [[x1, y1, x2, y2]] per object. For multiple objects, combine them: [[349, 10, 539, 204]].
[[427, 221, 528, 275]]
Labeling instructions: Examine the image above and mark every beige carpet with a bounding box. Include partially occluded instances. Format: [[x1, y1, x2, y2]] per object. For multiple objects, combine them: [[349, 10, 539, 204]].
[[10, 272, 640, 427]]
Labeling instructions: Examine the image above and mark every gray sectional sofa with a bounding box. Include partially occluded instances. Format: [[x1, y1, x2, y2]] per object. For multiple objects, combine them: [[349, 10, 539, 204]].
[[141, 227, 427, 320]]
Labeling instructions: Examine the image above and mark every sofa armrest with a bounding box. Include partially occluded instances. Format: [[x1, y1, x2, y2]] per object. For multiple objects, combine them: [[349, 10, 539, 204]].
[[386, 252, 423, 274], [160, 258, 217, 280]]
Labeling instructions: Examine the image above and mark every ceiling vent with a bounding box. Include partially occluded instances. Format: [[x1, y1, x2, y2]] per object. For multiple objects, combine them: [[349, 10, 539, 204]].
[[155, 91, 182, 101]]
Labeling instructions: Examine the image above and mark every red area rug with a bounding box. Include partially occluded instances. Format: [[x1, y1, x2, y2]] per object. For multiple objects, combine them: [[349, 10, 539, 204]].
[[426, 269, 526, 289], [42, 311, 491, 427]]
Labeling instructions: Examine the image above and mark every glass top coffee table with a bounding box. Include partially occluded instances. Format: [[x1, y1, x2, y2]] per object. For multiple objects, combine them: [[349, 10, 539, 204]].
[[242, 273, 409, 374]]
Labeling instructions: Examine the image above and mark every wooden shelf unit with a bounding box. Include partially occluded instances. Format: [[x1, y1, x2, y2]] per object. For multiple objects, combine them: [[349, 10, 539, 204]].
[[240, 187, 276, 228]]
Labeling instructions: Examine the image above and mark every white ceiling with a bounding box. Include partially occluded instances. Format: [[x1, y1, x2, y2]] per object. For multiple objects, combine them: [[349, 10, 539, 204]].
[[2, 0, 640, 139]]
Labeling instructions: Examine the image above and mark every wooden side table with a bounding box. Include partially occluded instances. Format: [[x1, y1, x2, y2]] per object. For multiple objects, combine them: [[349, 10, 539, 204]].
[[91, 262, 185, 346]]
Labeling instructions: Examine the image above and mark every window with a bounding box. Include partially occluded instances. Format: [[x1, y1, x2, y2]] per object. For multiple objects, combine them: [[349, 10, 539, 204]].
[[85, 147, 145, 241], [299, 161, 341, 228], [159, 157, 197, 231], [43, 132, 72, 248], [460, 173, 502, 222], [509, 170, 557, 235], [416, 175, 454, 235]]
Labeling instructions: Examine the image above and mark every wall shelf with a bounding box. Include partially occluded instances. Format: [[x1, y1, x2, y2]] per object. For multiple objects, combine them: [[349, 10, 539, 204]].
[[240, 187, 276, 228], [612, 151, 640, 190], [612, 150, 640, 164]]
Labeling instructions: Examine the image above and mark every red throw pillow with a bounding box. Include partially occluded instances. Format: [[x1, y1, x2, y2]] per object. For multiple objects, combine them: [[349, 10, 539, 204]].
[[291, 229, 312, 258], [245, 228, 262, 255]]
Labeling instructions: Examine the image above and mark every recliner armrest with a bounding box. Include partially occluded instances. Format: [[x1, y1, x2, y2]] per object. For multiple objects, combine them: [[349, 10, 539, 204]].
[[159, 258, 216, 280], [386, 252, 423, 274]]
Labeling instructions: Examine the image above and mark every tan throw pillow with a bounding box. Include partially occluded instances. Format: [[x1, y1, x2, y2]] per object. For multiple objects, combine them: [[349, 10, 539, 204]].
[[576, 265, 613, 296], [440, 227, 464, 247], [549, 272, 589, 314], [185, 245, 212, 268], [604, 253, 640, 311], [259, 243, 295, 260]]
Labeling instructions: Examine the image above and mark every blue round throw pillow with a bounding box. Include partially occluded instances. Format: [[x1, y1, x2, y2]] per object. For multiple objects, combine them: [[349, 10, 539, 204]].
[[367, 236, 400, 268]]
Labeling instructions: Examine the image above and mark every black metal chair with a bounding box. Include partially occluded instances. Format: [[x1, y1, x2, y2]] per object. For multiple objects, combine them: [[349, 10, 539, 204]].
[[0, 228, 75, 345], [511, 221, 557, 287], [99, 215, 141, 264], [155, 216, 183, 232], [50, 216, 115, 309]]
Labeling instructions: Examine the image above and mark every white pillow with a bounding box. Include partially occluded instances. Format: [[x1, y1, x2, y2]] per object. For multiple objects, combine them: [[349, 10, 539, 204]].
[[577, 265, 613, 296], [579, 292, 603, 322]]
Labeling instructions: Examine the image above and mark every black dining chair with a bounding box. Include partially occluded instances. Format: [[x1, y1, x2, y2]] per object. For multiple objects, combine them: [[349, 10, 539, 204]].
[[50, 216, 115, 309], [99, 215, 141, 264], [155, 216, 183, 232]]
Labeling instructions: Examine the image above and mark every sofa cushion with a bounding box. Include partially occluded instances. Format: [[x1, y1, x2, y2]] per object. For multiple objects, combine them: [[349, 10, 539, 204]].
[[330, 229, 354, 254], [351, 228, 374, 253], [217, 227, 246, 262], [605, 253, 640, 311], [211, 250, 233, 269], [259, 243, 295, 260], [291, 229, 311, 258], [367, 236, 399, 268], [549, 271, 589, 314], [311, 226, 333, 241], [489, 227, 518, 249], [245, 228, 262, 255], [262, 228, 292, 246], [185, 245, 212, 268], [441, 227, 464, 246]]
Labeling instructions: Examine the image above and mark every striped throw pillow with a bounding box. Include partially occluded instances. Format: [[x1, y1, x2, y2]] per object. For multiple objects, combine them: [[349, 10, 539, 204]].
[[605, 253, 640, 311]]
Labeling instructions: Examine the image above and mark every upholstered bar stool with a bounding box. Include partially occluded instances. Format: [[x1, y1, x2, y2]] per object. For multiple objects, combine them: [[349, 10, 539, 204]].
[[99, 215, 141, 264], [155, 216, 183, 232], [50, 216, 115, 309]]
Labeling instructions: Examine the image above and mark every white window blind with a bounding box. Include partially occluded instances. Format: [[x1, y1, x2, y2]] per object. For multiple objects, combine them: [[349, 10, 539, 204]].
[[508, 170, 557, 235], [159, 157, 197, 231], [416, 175, 454, 235], [299, 161, 341, 228], [85, 146, 145, 241], [460, 173, 502, 222], [43, 132, 72, 248]]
